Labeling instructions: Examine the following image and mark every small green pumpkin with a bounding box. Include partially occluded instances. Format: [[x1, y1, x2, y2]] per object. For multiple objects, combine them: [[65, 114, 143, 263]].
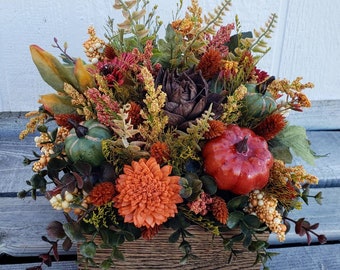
[[65, 119, 112, 167], [243, 83, 277, 119]]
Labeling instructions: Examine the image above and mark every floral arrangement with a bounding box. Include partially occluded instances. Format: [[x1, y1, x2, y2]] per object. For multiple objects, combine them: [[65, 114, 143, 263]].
[[19, 0, 326, 269]]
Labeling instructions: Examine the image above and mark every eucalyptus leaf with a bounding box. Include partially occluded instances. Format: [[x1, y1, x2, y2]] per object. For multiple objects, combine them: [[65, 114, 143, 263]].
[[112, 247, 125, 261], [243, 233, 252, 248], [79, 241, 97, 258], [227, 196, 249, 211], [200, 175, 217, 195], [243, 214, 261, 228], [100, 258, 114, 270], [227, 211, 244, 229], [63, 222, 85, 242], [169, 230, 181, 243], [29, 174, 47, 190]]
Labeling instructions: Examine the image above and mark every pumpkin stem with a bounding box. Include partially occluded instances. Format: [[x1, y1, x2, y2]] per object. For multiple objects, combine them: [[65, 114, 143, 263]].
[[235, 136, 249, 154], [68, 118, 88, 138]]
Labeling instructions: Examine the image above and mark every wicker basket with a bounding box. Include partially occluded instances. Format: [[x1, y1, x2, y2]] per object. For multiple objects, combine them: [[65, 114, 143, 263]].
[[78, 225, 269, 269]]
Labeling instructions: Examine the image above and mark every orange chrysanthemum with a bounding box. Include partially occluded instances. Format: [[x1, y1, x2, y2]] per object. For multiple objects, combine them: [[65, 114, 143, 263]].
[[211, 196, 229, 224], [141, 224, 160, 240], [253, 113, 287, 141], [204, 120, 226, 139], [87, 182, 116, 207], [150, 141, 170, 164], [128, 102, 142, 126], [196, 48, 222, 80], [114, 157, 183, 228]]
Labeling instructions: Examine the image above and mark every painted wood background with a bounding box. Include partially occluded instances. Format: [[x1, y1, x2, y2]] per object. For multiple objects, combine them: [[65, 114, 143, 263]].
[[1, 0, 340, 112]]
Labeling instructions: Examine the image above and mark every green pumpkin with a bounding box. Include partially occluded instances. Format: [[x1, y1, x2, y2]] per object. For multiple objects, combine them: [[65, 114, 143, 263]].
[[243, 83, 277, 119], [65, 119, 112, 167]]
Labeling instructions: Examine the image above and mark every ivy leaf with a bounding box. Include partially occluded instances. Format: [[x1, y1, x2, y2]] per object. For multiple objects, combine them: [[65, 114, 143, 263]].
[[275, 125, 317, 165]]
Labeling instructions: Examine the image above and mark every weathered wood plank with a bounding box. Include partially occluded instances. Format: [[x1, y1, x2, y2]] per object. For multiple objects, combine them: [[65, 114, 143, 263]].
[[291, 131, 340, 188], [287, 100, 340, 130], [0, 188, 338, 257], [268, 187, 340, 245], [0, 197, 75, 257], [0, 261, 77, 270], [1, 245, 339, 270], [265, 244, 340, 270]]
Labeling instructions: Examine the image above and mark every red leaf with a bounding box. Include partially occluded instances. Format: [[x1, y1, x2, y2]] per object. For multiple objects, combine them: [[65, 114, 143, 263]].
[[306, 232, 312, 245], [52, 242, 59, 261], [72, 171, 84, 189], [295, 218, 306, 236], [39, 253, 52, 267], [62, 236, 73, 251], [309, 222, 319, 230]]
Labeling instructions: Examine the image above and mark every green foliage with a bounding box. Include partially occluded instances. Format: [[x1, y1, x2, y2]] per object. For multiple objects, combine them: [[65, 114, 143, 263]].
[[154, 24, 184, 69], [105, 0, 162, 52], [272, 125, 317, 165]]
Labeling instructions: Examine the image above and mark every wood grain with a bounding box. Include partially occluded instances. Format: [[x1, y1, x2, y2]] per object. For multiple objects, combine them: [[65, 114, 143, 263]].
[[266, 244, 340, 270], [78, 228, 268, 270]]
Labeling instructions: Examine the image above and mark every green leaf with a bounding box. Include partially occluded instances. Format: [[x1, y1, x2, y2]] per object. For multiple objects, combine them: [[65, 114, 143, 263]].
[[231, 233, 244, 242], [29, 174, 47, 190], [227, 31, 253, 53], [122, 230, 135, 242], [314, 192, 323, 205], [227, 211, 244, 229], [79, 241, 97, 258], [169, 230, 181, 243], [111, 232, 125, 246], [243, 214, 261, 228], [243, 233, 252, 248], [227, 196, 249, 211], [269, 139, 293, 164], [248, 240, 267, 252], [47, 157, 67, 171], [275, 125, 317, 165], [200, 175, 217, 195], [112, 247, 125, 261], [100, 258, 114, 270], [63, 222, 85, 242]]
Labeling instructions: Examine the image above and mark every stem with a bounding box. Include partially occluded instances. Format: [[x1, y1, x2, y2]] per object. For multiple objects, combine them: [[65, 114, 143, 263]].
[[235, 136, 249, 154], [68, 119, 88, 138]]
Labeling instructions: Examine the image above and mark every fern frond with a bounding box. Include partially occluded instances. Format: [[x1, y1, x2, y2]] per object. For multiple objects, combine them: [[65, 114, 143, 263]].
[[184, 0, 232, 55], [249, 13, 278, 60]]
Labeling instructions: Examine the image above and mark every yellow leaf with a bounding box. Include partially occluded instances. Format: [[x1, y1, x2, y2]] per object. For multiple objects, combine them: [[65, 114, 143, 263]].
[[39, 94, 76, 115], [30, 45, 78, 92], [74, 59, 95, 92]]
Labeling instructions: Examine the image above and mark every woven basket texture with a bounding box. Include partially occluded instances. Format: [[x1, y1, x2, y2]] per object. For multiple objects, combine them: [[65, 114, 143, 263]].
[[78, 225, 269, 269]]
